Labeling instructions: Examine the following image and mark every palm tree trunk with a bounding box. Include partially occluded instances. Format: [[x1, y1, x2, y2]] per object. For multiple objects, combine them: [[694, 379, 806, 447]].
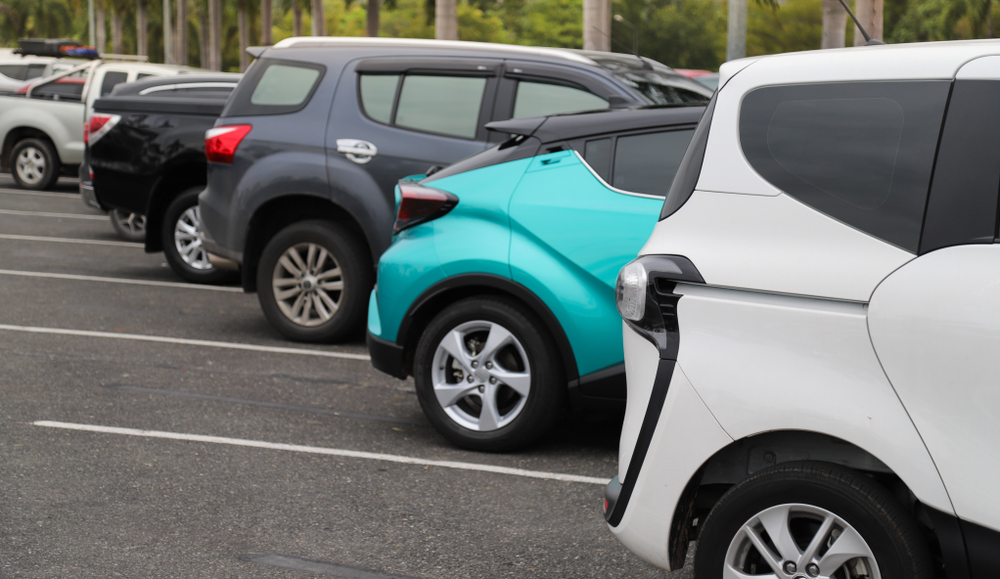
[[199, 2, 209, 67], [367, 0, 379, 36], [261, 0, 273, 44], [726, 0, 747, 59], [311, 0, 325, 35], [239, 5, 249, 71], [821, 0, 847, 48], [852, 0, 883, 45], [435, 0, 457, 39], [177, 0, 188, 65], [137, 0, 148, 57], [96, 0, 106, 53], [209, 0, 221, 70], [294, 2, 303, 36], [112, 11, 123, 54]]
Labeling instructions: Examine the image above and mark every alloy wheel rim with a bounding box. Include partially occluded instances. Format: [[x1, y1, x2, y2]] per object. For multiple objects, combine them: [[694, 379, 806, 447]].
[[271, 242, 343, 327], [173, 206, 212, 270], [430, 320, 531, 432], [113, 210, 146, 236], [724, 503, 881, 579], [16, 147, 45, 185]]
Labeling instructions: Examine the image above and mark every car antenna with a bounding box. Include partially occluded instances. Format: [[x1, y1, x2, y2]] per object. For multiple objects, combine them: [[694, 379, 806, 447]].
[[591, 26, 653, 70], [835, 0, 885, 45]]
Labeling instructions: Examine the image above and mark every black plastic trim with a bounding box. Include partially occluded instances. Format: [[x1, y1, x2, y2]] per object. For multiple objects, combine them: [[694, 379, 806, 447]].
[[660, 93, 717, 220], [919, 79, 1000, 254], [366, 330, 407, 380], [575, 362, 625, 399], [396, 273, 579, 383], [605, 358, 676, 526]]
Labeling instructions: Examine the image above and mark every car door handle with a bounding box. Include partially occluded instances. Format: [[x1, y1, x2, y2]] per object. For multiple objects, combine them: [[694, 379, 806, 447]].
[[336, 139, 378, 164]]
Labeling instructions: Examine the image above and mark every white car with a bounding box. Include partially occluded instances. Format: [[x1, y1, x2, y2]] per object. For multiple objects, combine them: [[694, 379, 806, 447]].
[[0, 56, 83, 93], [607, 39, 1000, 578]]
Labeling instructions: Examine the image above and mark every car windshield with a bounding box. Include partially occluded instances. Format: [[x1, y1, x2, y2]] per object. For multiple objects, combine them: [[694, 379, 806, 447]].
[[613, 70, 711, 104]]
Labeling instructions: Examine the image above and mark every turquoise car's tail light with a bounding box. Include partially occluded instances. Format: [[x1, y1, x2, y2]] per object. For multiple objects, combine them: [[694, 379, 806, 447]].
[[393, 182, 458, 234]]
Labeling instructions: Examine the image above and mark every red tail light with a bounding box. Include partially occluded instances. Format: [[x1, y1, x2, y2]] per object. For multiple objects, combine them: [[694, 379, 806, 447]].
[[205, 125, 252, 164], [394, 182, 458, 234], [84, 113, 120, 144]]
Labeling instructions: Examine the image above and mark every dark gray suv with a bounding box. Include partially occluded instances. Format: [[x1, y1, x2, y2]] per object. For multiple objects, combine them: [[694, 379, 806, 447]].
[[199, 37, 711, 343]]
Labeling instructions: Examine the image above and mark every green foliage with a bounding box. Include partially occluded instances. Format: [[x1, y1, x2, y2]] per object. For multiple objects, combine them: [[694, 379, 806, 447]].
[[610, 0, 726, 69], [747, 0, 823, 56]]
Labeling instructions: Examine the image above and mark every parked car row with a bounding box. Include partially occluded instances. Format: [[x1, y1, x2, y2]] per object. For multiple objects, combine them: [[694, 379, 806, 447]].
[[19, 33, 999, 579]]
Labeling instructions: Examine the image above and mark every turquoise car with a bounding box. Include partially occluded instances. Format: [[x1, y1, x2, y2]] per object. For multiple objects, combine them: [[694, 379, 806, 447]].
[[367, 105, 704, 451]]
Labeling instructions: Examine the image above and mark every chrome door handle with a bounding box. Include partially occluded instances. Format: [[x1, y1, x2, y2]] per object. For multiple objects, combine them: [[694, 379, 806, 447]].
[[336, 139, 378, 164]]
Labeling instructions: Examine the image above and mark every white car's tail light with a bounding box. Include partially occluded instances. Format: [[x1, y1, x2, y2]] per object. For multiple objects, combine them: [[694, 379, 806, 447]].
[[616, 260, 648, 321], [84, 113, 120, 145]]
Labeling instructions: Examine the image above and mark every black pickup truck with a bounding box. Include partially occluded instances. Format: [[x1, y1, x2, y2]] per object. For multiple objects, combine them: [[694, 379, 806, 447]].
[[87, 73, 241, 283]]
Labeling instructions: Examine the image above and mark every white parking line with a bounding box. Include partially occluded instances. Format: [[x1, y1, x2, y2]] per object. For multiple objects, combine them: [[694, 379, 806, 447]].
[[0, 324, 371, 360], [0, 188, 79, 198], [0, 269, 243, 292], [0, 234, 142, 247], [0, 209, 107, 220], [33, 421, 610, 485]]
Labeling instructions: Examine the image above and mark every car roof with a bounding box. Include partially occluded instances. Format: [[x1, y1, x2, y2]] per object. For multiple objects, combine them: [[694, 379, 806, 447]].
[[110, 72, 243, 96], [486, 104, 706, 143]]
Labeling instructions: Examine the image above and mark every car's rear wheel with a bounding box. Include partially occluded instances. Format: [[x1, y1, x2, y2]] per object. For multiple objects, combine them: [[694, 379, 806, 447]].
[[413, 297, 564, 452], [11, 138, 59, 191], [693, 462, 932, 579], [256, 220, 373, 343], [109, 209, 146, 242], [162, 187, 236, 284]]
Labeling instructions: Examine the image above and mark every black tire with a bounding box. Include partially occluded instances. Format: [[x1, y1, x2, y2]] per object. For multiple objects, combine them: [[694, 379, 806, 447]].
[[694, 462, 933, 579], [256, 220, 373, 343], [10, 138, 60, 190], [162, 187, 237, 284], [109, 209, 146, 242], [413, 297, 565, 452]]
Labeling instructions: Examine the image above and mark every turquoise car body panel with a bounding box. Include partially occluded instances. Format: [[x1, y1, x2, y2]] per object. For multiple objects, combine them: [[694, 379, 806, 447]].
[[370, 150, 662, 378]]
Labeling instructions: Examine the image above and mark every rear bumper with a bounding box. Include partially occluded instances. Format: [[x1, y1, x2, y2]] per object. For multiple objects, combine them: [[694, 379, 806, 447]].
[[366, 331, 407, 380], [79, 180, 103, 211]]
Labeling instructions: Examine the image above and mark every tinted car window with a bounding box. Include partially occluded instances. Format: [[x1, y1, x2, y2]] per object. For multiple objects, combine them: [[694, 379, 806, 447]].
[[740, 81, 951, 252], [395, 75, 486, 139], [584, 137, 612, 182], [612, 70, 710, 104], [26, 64, 47, 80], [613, 130, 694, 195], [252, 63, 321, 105], [0, 65, 26, 81], [513, 81, 608, 118], [33, 81, 84, 100], [101, 71, 129, 96], [359, 74, 399, 124]]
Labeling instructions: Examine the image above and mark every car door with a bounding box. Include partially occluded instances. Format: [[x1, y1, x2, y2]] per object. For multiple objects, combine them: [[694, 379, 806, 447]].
[[507, 125, 695, 378], [327, 57, 500, 217], [867, 60, 1000, 563]]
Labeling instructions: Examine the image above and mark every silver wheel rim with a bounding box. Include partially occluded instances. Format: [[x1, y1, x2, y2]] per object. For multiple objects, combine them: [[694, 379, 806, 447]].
[[724, 503, 881, 579], [173, 206, 212, 270], [113, 210, 146, 236], [271, 242, 343, 327], [430, 320, 531, 432], [15, 147, 46, 185]]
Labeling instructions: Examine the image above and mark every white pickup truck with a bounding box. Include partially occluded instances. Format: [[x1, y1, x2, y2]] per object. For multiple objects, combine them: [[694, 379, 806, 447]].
[[0, 59, 200, 190]]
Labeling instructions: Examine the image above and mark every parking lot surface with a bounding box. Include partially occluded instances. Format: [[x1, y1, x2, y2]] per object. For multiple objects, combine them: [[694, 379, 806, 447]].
[[0, 174, 692, 578]]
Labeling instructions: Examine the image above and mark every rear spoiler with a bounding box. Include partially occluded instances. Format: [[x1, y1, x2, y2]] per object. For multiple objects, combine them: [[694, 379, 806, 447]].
[[484, 116, 546, 138]]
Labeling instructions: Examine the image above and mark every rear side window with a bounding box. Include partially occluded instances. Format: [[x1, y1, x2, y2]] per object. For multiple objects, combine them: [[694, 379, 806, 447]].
[[575, 128, 695, 197], [225, 59, 324, 116], [360, 73, 487, 140], [26, 64, 47, 79], [740, 81, 951, 252], [513, 81, 608, 118], [0, 65, 26, 80], [100, 71, 128, 96]]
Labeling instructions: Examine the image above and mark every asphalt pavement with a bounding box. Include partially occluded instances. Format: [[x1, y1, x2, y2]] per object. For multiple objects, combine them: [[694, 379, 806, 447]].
[[0, 173, 692, 578]]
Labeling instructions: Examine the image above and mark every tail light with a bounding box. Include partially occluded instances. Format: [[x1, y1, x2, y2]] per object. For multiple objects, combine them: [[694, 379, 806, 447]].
[[394, 182, 458, 234], [84, 113, 120, 144], [205, 125, 252, 164]]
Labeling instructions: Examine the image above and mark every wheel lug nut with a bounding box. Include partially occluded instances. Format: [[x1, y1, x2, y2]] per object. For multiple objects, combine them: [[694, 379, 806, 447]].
[[783, 562, 796, 574], [471, 361, 478, 368], [478, 385, 485, 393], [489, 377, 497, 384], [806, 563, 820, 577], [466, 375, 474, 383], [485, 361, 492, 369]]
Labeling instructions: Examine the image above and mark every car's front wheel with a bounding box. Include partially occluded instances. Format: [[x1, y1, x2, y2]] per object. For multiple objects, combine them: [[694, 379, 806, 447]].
[[694, 462, 933, 579], [162, 187, 236, 284], [413, 297, 564, 452], [256, 220, 373, 343]]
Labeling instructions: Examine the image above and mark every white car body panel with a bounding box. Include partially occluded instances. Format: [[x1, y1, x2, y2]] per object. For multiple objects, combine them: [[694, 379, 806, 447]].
[[611, 326, 733, 570], [955, 54, 1000, 79], [641, 190, 914, 302], [869, 244, 1000, 532]]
